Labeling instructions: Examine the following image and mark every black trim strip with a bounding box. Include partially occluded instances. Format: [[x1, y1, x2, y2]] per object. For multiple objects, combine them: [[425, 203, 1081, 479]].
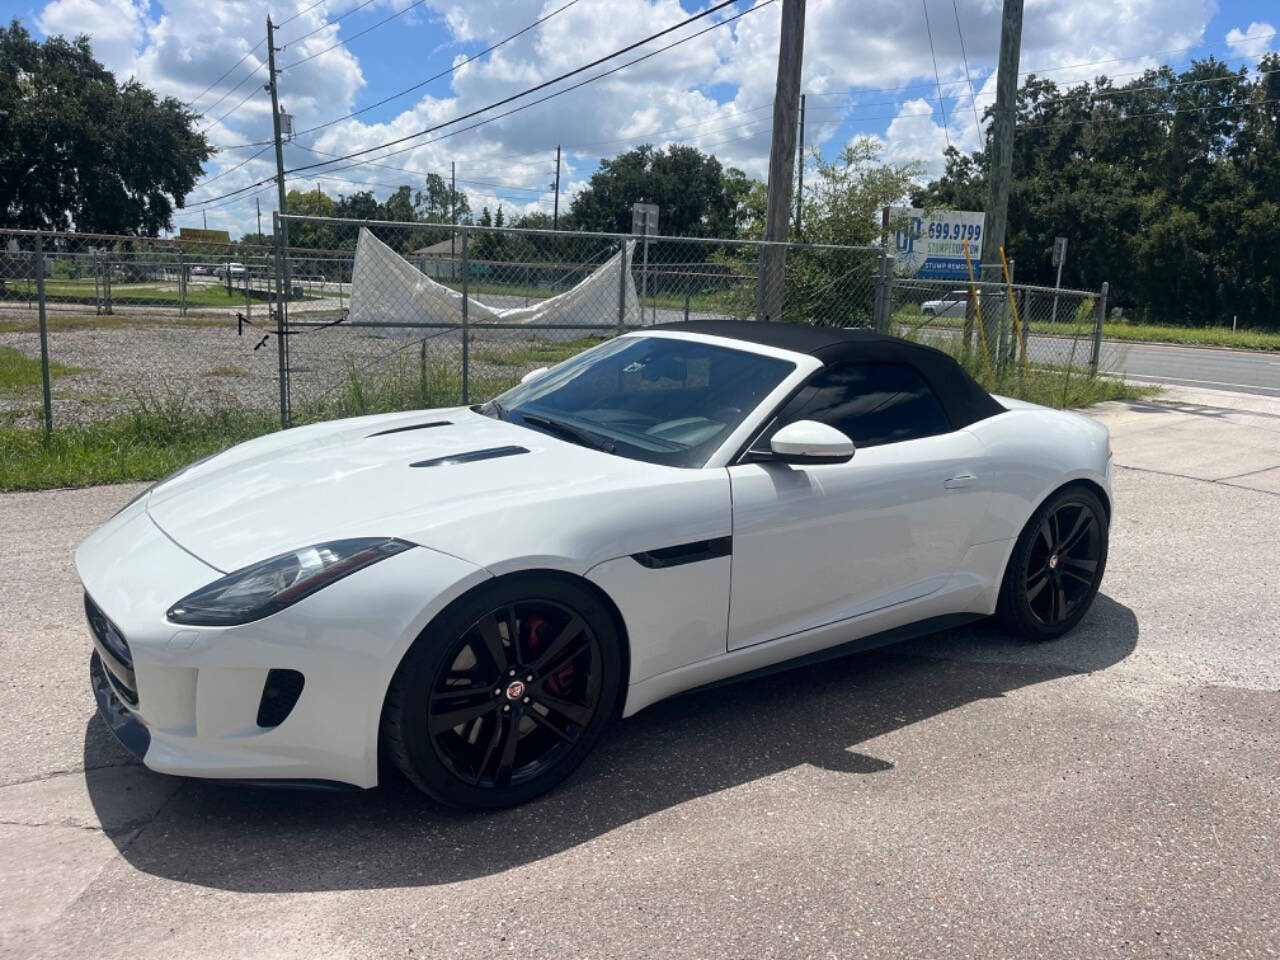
[[368, 420, 451, 437], [90, 651, 150, 761], [410, 445, 529, 468], [632, 536, 732, 569]]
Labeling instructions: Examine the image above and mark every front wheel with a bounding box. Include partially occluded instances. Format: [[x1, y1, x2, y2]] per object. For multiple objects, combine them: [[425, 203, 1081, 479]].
[[997, 486, 1109, 641], [382, 574, 623, 809]]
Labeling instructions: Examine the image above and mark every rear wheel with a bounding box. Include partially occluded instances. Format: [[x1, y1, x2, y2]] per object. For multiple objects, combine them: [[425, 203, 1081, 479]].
[[382, 575, 622, 809], [997, 486, 1108, 641]]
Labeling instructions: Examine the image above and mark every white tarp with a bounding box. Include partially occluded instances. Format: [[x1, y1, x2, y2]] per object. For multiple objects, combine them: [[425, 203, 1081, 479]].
[[348, 227, 642, 335]]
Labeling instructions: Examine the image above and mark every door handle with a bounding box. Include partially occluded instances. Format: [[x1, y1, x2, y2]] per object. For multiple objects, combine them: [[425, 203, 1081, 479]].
[[944, 474, 976, 489]]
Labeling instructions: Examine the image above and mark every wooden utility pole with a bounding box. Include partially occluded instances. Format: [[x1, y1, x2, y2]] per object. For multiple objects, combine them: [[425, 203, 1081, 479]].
[[256, 196, 262, 237], [553, 145, 562, 229], [756, 0, 806, 322], [267, 15, 291, 426], [795, 93, 806, 236], [450, 161, 457, 272], [977, 0, 1024, 347]]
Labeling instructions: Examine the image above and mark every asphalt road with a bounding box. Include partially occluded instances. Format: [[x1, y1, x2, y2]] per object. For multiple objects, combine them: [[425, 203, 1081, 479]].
[[2, 385, 1278, 960], [1097, 339, 1280, 396]]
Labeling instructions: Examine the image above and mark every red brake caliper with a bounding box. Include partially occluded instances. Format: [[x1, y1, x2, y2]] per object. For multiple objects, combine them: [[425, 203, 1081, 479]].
[[527, 615, 574, 695]]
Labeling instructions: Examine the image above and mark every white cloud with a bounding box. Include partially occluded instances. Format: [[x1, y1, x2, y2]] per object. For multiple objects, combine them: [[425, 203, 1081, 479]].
[[37, 0, 147, 73], [29, 0, 1228, 236], [1226, 21, 1277, 59]]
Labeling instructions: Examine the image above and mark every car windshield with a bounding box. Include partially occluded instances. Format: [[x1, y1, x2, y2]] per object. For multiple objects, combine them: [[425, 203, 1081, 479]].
[[481, 335, 795, 468]]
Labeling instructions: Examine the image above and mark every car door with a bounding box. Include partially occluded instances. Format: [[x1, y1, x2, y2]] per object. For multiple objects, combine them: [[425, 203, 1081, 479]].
[[726, 361, 988, 651]]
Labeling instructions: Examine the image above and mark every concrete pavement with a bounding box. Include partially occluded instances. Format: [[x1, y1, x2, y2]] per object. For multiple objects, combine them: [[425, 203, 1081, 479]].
[[1, 386, 1277, 959]]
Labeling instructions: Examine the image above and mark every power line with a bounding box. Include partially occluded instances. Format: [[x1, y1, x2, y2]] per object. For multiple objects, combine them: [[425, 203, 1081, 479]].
[[185, 41, 265, 110], [279, 0, 379, 47], [285, 0, 760, 176], [181, 0, 769, 209], [291, 0, 584, 138], [200, 144, 274, 185], [951, 0, 983, 133], [921, 0, 950, 147], [280, 0, 430, 71], [804, 32, 1279, 102]]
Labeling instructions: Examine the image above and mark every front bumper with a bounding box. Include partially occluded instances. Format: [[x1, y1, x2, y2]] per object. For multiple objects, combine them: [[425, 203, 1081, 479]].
[[77, 500, 491, 789]]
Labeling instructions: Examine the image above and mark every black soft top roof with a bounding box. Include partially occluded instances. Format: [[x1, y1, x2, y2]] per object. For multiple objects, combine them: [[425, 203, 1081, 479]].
[[651, 318, 1005, 429]]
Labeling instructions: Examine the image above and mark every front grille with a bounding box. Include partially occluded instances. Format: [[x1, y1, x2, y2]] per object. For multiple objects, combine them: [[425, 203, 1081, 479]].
[[257, 669, 305, 728], [84, 593, 138, 706]]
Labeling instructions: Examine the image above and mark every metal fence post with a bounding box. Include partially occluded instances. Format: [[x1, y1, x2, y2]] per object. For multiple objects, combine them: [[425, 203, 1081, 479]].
[[872, 250, 891, 333], [34, 233, 53, 437], [177, 248, 186, 316], [1090, 281, 1109, 375], [272, 211, 289, 428], [460, 228, 470, 404], [616, 239, 629, 331]]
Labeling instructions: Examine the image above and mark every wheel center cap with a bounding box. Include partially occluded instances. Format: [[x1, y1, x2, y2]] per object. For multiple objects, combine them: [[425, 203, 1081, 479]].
[[505, 680, 526, 701], [1048, 553, 1060, 570]]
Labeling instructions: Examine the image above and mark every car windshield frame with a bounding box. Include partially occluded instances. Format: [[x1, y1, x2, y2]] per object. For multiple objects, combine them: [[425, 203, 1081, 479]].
[[480, 335, 797, 468]]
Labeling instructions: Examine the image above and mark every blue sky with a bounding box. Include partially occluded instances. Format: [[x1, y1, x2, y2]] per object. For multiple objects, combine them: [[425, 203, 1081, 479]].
[[7, 0, 1278, 235]]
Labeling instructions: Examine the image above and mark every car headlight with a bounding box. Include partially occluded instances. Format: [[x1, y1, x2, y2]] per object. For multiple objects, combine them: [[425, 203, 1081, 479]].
[[166, 538, 414, 626]]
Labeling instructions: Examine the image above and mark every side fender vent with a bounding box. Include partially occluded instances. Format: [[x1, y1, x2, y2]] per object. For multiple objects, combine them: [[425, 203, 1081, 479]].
[[367, 420, 451, 437], [410, 445, 529, 468], [257, 669, 305, 728]]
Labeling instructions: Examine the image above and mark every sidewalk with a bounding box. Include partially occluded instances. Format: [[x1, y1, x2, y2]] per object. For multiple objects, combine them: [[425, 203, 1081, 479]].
[[1089, 385, 1280, 494]]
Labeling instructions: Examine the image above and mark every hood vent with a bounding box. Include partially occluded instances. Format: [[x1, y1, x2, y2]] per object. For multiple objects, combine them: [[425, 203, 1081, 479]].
[[410, 445, 529, 468], [368, 420, 452, 438]]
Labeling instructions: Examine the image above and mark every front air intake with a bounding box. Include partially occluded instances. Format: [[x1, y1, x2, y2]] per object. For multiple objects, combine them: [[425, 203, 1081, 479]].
[[257, 669, 305, 728]]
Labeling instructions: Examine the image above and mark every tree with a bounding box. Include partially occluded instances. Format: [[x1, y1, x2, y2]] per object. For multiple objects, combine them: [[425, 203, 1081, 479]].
[[414, 173, 470, 224], [913, 55, 1279, 326], [0, 20, 211, 234], [568, 144, 761, 237]]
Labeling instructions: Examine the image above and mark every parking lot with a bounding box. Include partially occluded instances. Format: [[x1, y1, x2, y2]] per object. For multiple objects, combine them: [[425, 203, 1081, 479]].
[[1, 384, 1277, 960]]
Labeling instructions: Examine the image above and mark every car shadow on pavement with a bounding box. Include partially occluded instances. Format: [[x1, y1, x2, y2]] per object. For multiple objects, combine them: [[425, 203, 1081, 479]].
[[85, 594, 1138, 892]]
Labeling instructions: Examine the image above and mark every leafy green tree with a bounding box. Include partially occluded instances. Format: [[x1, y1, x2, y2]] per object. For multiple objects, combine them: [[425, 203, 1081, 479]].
[[914, 55, 1279, 326], [568, 144, 759, 237], [414, 173, 470, 224], [0, 20, 211, 233]]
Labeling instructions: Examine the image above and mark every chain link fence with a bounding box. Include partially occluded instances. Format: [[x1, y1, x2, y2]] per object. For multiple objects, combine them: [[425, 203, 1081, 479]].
[[2, 217, 1114, 435]]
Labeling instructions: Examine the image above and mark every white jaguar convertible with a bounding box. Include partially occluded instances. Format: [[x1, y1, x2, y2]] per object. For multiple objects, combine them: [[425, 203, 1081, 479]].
[[79, 320, 1112, 808]]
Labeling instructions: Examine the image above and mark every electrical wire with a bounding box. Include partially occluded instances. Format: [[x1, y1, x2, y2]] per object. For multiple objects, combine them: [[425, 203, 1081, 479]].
[[281, 0, 430, 71], [181, 0, 768, 210], [285, 0, 757, 175], [921, 0, 950, 147], [951, 0, 983, 133], [290, 0, 584, 138]]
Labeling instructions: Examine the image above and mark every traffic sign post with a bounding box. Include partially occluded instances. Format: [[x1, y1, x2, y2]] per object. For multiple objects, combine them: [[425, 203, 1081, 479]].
[[1051, 236, 1067, 327], [632, 203, 659, 325]]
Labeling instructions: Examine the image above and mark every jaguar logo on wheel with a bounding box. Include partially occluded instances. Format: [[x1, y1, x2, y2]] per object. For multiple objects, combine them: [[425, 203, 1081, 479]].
[[505, 680, 526, 701]]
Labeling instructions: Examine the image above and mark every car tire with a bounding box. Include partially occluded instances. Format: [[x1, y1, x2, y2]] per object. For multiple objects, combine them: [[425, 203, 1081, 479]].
[[382, 574, 623, 809], [996, 485, 1109, 641]]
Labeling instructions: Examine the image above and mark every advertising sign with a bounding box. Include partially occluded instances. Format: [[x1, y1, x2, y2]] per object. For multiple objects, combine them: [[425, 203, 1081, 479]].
[[892, 209, 985, 279], [178, 227, 232, 245]]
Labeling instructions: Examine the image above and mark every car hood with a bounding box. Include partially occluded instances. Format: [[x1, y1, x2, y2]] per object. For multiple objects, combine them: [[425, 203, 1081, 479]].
[[145, 407, 683, 573]]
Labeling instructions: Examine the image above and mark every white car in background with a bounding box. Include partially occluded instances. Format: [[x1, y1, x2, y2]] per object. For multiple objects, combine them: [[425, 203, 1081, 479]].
[[78, 320, 1112, 809], [921, 289, 974, 317], [213, 262, 248, 280]]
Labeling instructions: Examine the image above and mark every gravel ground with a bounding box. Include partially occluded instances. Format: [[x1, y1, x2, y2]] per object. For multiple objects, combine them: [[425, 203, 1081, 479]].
[[0, 386, 1277, 959], [0, 308, 601, 427]]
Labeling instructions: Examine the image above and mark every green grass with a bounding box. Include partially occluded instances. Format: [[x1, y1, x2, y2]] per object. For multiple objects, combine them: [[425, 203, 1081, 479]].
[[203, 364, 249, 378], [1100, 322, 1280, 351], [0, 347, 82, 393], [472, 337, 606, 367], [2, 279, 295, 308], [894, 310, 1280, 351], [0, 404, 277, 491]]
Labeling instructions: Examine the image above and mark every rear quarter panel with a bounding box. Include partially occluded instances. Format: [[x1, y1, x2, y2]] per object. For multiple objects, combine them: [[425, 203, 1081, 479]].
[[968, 405, 1112, 544]]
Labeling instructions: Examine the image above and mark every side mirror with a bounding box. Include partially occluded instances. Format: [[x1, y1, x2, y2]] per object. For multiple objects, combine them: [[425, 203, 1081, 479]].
[[520, 365, 550, 385], [765, 420, 854, 465]]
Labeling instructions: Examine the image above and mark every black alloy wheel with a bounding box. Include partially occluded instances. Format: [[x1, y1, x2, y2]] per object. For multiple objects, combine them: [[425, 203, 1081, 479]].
[[998, 485, 1109, 640], [383, 575, 622, 808]]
